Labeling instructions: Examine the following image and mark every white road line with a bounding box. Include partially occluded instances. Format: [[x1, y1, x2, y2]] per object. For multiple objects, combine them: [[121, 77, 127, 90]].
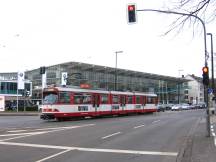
[[7, 124, 95, 133], [7, 130, 31, 133], [211, 125, 216, 147], [102, 132, 121, 139], [0, 141, 178, 156], [35, 149, 71, 162], [0, 133, 49, 142], [0, 131, 47, 137], [0, 132, 49, 142], [214, 137, 216, 147], [152, 120, 160, 124], [0, 124, 95, 142], [134, 124, 145, 129]]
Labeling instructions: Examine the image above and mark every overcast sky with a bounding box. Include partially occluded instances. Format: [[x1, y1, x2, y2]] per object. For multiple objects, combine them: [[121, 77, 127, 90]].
[[0, 0, 215, 77]]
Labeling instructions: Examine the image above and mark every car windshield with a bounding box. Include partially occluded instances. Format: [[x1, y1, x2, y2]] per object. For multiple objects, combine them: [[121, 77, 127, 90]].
[[43, 94, 58, 104]]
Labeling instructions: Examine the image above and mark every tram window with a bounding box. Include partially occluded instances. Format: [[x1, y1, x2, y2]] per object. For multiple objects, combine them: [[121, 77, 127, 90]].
[[59, 92, 71, 103], [74, 93, 91, 104], [74, 93, 83, 104], [82, 94, 92, 104], [120, 96, 126, 105], [127, 96, 133, 104], [101, 94, 108, 104], [147, 96, 154, 104], [136, 96, 141, 104], [43, 93, 58, 104], [112, 95, 119, 104]]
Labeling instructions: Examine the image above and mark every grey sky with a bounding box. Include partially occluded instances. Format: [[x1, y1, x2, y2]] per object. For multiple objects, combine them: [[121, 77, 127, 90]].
[[0, 0, 215, 77]]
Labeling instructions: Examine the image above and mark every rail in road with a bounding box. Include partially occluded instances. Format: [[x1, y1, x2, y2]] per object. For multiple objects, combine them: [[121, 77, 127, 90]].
[[0, 110, 207, 162]]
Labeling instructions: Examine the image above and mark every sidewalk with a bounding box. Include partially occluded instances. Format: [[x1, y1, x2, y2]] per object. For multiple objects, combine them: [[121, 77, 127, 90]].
[[0, 111, 40, 116], [180, 114, 216, 162]]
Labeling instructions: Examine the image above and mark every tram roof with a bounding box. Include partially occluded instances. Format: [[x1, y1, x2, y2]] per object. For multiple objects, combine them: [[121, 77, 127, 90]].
[[44, 86, 157, 96]]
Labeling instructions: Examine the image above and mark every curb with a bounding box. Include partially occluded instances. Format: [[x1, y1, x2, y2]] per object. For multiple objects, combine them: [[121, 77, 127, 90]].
[[0, 112, 40, 116], [176, 117, 202, 162]]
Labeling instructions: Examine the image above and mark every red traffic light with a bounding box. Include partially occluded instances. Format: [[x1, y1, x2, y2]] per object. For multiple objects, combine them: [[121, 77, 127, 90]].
[[202, 66, 209, 86], [127, 4, 136, 23], [202, 66, 208, 73], [128, 5, 135, 11]]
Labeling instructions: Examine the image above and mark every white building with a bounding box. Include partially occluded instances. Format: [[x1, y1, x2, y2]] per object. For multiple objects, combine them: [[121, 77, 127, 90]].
[[184, 75, 204, 104]]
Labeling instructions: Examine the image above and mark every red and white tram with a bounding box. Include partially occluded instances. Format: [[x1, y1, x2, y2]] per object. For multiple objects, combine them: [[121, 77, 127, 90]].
[[40, 86, 158, 121]]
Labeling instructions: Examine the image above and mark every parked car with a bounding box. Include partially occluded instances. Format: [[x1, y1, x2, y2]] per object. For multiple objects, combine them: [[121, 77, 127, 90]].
[[157, 104, 166, 112], [197, 103, 206, 109], [181, 103, 191, 110], [164, 104, 174, 110], [171, 104, 182, 111]]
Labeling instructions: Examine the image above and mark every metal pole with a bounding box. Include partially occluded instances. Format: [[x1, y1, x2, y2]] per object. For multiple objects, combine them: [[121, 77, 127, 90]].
[[114, 51, 123, 91], [207, 33, 214, 93], [115, 52, 117, 91], [136, 8, 210, 136], [16, 87, 18, 112]]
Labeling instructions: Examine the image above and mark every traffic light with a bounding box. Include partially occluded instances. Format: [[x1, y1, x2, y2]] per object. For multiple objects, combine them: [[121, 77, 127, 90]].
[[202, 66, 209, 86], [40, 66, 46, 74], [127, 4, 136, 23]]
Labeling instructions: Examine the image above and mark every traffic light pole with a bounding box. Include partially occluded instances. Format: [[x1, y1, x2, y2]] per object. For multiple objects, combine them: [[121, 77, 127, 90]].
[[135, 8, 211, 137]]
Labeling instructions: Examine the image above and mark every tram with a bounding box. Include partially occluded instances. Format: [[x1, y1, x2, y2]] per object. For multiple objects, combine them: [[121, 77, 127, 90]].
[[40, 86, 158, 121]]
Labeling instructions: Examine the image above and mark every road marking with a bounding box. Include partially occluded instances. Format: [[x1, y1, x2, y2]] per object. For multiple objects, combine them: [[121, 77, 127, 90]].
[[0, 132, 48, 142], [134, 124, 145, 129], [0, 131, 47, 137], [214, 137, 216, 147], [102, 132, 121, 139], [0, 133, 46, 142], [7, 130, 33, 133], [0, 141, 178, 156], [7, 124, 95, 133], [152, 120, 160, 124], [0, 124, 95, 142], [35, 149, 71, 162], [210, 125, 216, 147]]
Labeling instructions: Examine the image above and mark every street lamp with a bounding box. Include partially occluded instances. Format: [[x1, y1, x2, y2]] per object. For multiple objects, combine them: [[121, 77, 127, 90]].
[[114, 51, 123, 91], [207, 33, 214, 94], [178, 69, 184, 104]]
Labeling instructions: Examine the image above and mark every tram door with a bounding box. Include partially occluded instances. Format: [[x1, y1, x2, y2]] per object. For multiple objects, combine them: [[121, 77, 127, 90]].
[[92, 94, 100, 114], [120, 95, 126, 113]]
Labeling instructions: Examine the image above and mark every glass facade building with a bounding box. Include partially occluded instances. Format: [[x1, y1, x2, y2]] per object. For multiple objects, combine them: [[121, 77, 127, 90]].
[[25, 62, 189, 104]]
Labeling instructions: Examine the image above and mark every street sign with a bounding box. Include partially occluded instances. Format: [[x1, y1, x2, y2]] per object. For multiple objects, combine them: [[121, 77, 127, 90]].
[[208, 88, 213, 94]]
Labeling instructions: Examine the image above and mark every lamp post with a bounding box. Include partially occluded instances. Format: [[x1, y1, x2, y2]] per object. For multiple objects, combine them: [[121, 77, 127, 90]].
[[114, 51, 123, 91], [207, 33, 214, 94], [178, 69, 184, 104]]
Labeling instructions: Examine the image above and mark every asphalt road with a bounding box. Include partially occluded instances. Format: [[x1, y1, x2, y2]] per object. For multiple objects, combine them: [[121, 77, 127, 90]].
[[0, 110, 205, 162]]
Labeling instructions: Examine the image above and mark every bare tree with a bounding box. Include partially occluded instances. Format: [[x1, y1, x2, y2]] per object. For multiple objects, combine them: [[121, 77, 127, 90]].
[[163, 0, 216, 35]]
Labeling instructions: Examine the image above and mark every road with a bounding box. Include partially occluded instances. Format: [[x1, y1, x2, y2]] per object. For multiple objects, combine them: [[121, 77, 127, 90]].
[[0, 110, 205, 162]]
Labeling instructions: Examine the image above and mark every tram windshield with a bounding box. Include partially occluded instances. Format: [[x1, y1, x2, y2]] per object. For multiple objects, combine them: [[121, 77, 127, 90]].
[[43, 93, 58, 104]]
